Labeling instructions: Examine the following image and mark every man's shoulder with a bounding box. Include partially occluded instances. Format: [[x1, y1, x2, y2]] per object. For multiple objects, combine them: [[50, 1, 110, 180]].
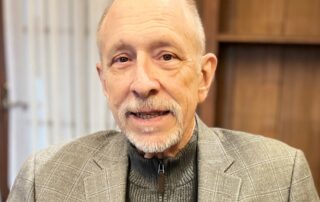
[[212, 127, 297, 155], [35, 130, 124, 165], [204, 128, 319, 201], [210, 128, 298, 168], [8, 130, 126, 202], [196, 117, 297, 159]]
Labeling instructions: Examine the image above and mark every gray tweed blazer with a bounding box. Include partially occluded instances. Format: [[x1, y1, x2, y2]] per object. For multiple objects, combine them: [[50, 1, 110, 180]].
[[8, 117, 319, 201]]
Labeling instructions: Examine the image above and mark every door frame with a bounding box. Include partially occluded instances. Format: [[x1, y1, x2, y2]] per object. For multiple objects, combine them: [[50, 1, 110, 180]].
[[0, 0, 9, 199]]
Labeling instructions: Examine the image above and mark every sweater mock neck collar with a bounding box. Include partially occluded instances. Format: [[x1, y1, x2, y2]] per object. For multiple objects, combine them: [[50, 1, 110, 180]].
[[127, 124, 198, 189]]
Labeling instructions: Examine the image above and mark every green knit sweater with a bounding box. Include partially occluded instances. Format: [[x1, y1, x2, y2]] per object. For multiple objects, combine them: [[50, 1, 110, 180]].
[[126, 131, 198, 202]]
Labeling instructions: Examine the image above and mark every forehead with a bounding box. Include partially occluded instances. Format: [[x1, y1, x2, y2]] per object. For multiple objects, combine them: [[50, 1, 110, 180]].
[[106, 0, 188, 23], [98, 0, 195, 50]]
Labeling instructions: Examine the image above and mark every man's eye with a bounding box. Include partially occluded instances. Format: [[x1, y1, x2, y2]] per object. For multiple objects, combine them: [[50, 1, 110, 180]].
[[162, 54, 174, 61], [116, 56, 129, 63], [110, 55, 131, 67]]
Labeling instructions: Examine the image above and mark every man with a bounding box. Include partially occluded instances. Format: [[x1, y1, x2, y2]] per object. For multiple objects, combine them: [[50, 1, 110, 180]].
[[8, 0, 319, 201]]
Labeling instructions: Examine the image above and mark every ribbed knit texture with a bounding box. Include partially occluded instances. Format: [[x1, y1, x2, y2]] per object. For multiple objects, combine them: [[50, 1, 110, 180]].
[[126, 128, 198, 202]]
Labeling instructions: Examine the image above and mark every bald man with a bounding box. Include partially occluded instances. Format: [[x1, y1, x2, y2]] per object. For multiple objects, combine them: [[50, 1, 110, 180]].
[[8, 0, 319, 201]]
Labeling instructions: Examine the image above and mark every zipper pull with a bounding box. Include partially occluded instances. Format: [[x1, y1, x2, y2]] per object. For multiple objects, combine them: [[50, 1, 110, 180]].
[[158, 160, 165, 193]]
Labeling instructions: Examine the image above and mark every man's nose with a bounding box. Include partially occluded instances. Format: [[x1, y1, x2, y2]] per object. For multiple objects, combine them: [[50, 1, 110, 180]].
[[130, 57, 160, 99]]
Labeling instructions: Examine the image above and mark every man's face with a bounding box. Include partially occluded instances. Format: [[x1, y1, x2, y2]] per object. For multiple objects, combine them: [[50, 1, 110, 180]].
[[97, 0, 215, 154]]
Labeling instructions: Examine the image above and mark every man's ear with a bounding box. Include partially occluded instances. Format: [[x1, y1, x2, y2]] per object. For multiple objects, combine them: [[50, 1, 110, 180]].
[[96, 62, 109, 97], [198, 53, 217, 103]]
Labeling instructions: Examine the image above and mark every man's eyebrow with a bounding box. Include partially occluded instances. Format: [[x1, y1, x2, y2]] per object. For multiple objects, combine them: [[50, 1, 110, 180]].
[[108, 41, 134, 56], [149, 40, 184, 53]]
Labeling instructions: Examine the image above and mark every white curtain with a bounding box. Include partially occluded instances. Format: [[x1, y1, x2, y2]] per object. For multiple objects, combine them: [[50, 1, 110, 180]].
[[3, 0, 116, 186]]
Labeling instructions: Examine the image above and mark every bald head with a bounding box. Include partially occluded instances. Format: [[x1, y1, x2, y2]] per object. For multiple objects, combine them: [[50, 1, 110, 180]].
[[96, 0, 206, 56]]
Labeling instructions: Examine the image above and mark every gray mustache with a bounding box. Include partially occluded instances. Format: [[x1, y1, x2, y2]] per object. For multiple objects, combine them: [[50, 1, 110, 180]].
[[119, 98, 181, 118]]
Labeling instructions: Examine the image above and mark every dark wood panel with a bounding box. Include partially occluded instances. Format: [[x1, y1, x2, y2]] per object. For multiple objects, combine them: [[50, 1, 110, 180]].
[[278, 46, 320, 192], [218, 0, 320, 39], [219, 0, 285, 35], [216, 44, 282, 138], [216, 44, 320, 194], [285, 0, 320, 37]]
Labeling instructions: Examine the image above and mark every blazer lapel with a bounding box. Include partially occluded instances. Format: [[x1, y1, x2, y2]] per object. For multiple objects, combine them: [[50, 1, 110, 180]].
[[84, 133, 129, 202], [197, 117, 242, 202], [83, 117, 242, 202]]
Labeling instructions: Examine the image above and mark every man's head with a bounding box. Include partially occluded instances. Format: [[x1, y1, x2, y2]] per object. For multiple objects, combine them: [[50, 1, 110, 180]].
[[96, 0, 217, 157]]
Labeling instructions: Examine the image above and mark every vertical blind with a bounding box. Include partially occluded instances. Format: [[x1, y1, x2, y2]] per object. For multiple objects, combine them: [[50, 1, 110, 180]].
[[3, 0, 115, 186]]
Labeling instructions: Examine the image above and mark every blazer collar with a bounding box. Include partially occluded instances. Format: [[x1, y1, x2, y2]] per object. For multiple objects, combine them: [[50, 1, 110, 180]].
[[84, 116, 241, 202], [197, 116, 241, 201], [84, 132, 128, 202]]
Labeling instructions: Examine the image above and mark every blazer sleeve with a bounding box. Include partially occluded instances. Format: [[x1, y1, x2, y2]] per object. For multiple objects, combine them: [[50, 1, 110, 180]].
[[7, 155, 36, 202], [289, 150, 319, 201]]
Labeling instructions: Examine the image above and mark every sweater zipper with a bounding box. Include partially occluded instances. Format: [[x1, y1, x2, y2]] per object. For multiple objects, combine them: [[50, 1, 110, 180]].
[[158, 160, 165, 194]]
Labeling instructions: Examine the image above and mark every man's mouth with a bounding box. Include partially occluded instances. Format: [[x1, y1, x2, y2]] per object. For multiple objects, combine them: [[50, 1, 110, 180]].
[[127, 111, 171, 119]]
